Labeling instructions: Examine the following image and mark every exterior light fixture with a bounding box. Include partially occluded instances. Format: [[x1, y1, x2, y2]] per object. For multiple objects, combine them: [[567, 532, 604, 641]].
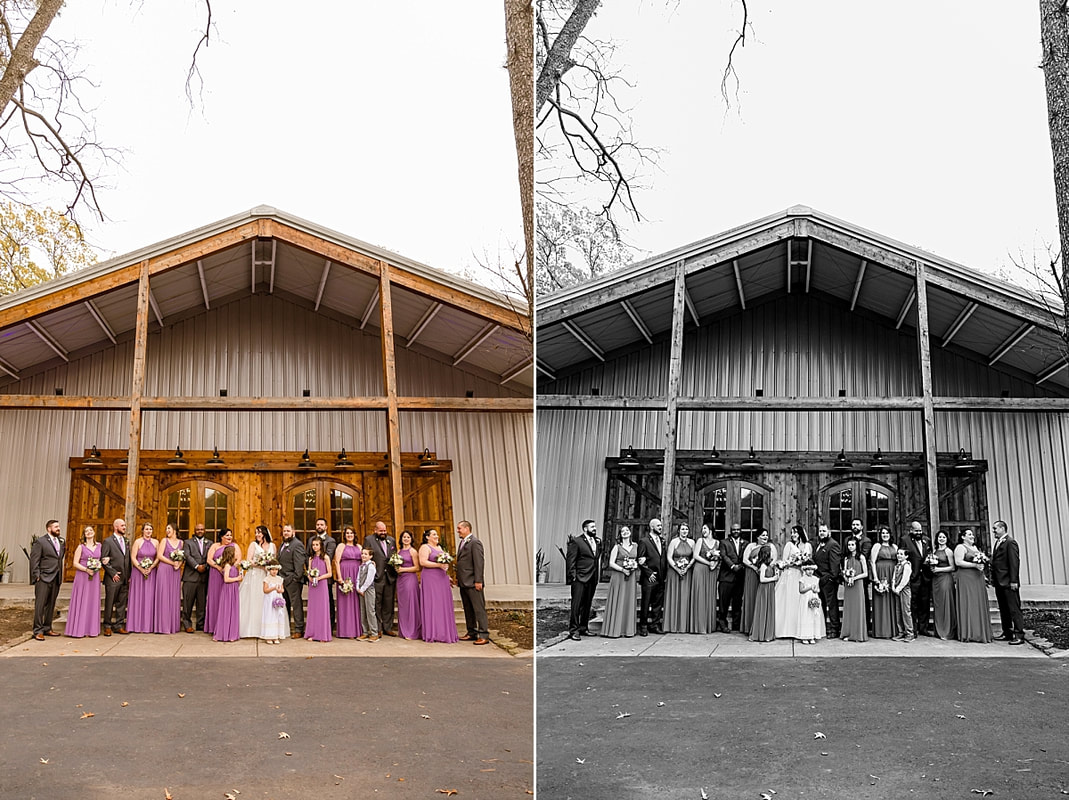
[[869, 447, 889, 471], [617, 446, 640, 468], [335, 448, 354, 468], [953, 448, 974, 471], [833, 448, 853, 471], [83, 446, 103, 466], [741, 447, 762, 469], [702, 448, 724, 469], [167, 447, 188, 467], [419, 448, 439, 469], [298, 449, 317, 469], [206, 446, 225, 467]]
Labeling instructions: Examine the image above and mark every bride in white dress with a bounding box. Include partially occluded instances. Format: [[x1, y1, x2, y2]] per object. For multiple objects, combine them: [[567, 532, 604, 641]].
[[239, 525, 277, 638], [774, 525, 812, 639]]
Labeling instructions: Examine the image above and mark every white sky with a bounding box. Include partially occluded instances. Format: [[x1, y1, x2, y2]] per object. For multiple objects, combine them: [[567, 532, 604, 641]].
[[48, 2, 521, 277], [567, 1, 1057, 278]]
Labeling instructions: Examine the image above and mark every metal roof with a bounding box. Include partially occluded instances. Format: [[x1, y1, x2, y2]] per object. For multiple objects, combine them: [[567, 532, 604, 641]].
[[0, 206, 533, 390], [536, 206, 1069, 393]]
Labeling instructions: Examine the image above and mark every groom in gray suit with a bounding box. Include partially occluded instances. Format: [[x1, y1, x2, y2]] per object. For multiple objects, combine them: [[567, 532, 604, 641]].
[[455, 520, 489, 645], [181, 523, 211, 632], [277, 524, 306, 639], [101, 518, 130, 635], [30, 519, 65, 639]]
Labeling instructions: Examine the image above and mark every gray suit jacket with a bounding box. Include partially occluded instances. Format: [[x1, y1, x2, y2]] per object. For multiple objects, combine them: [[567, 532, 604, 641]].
[[29, 534, 65, 584], [181, 536, 211, 583], [277, 537, 307, 587], [455, 534, 485, 588], [363, 534, 397, 585], [101, 534, 130, 582]]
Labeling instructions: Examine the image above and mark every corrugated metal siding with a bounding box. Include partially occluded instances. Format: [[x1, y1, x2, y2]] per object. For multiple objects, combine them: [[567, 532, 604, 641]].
[[538, 295, 1069, 584], [0, 294, 533, 586]]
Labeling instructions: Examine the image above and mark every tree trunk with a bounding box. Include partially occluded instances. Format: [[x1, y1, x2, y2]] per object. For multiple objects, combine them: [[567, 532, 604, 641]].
[[0, 0, 65, 113], [504, 0, 535, 332], [1041, 0, 1069, 299]]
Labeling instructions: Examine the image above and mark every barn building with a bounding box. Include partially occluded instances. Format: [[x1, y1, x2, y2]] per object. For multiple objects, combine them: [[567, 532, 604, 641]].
[[0, 206, 533, 588], [536, 206, 1069, 586]]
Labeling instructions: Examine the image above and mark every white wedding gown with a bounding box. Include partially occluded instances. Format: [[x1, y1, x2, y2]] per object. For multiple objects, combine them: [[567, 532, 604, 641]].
[[239, 540, 276, 638]]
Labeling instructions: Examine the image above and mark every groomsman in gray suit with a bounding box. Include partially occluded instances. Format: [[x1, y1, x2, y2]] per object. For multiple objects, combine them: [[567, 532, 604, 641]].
[[101, 518, 130, 635], [181, 523, 211, 632], [277, 524, 306, 639], [30, 519, 65, 640], [312, 518, 337, 631], [566, 519, 600, 640], [364, 520, 398, 636], [455, 520, 489, 645]]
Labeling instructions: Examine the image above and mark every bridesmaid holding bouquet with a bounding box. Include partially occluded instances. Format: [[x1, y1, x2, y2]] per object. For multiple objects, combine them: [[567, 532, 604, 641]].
[[212, 545, 242, 642], [65, 526, 102, 638], [205, 529, 239, 635], [954, 529, 993, 643], [841, 537, 869, 642], [153, 524, 183, 634], [304, 536, 333, 642], [127, 523, 158, 633], [395, 530, 422, 640], [930, 530, 958, 640], [419, 529, 459, 643], [748, 545, 778, 642], [334, 526, 363, 639]]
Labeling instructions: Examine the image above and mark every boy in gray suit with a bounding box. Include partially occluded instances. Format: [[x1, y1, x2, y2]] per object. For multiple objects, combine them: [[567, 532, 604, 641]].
[[357, 547, 379, 641]]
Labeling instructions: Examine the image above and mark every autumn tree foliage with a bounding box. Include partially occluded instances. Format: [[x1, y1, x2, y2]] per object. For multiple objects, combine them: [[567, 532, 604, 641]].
[[0, 201, 96, 295]]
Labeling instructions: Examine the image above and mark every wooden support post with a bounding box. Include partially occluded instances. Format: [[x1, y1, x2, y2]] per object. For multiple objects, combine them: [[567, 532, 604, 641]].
[[124, 261, 150, 529], [379, 261, 405, 540], [914, 260, 940, 544], [659, 261, 687, 529]]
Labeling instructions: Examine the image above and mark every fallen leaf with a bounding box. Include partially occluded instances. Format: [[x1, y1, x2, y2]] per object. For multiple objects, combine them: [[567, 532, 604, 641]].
[[278, 732, 290, 739], [177, 693, 186, 699], [121, 702, 129, 707], [813, 732, 826, 740], [970, 791, 993, 798], [479, 768, 496, 772], [713, 693, 722, 699], [435, 791, 458, 797], [1037, 691, 1046, 695], [225, 795, 236, 800], [421, 714, 431, 719], [502, 691, 509, 695], [164, 790, 173, 800], [701, 790, 709, 800], [333, 775, 343, 780], [75, 704, 83, 708], [576, 758, 585, 764], [80, 712, 95, 719], [956, 714, 967, 720], [39, 758, 49, 764], [615, 712, 631, 720], [821, 752, 829, 756], [42, 662, 47, 666]]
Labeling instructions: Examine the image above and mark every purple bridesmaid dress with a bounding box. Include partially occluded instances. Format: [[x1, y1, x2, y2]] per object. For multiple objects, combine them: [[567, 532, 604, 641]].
[[205, 548, 223, 634], [304, 557, 332, 641], [335, 545, 363, 639], [127, 539, 157, 633], [212, 566, 241, 642], [153, 540, 182, 634], [396, 548, 422, 640], [420, 547, 458, 643], [65, 543, 102, 638]]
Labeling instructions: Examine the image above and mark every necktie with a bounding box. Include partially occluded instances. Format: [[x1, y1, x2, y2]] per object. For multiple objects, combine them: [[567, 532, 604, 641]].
[[381, 538, 388, 555], [118, 537, 125, 555], [50, 536, 59, 554]]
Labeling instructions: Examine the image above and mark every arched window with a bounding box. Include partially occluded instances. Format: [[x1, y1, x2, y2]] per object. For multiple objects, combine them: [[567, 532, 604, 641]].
[[163, 480, 234, 540], [699, 479, 770, 542], [286, 479, 362, 548], [821, 479, 896, 548]]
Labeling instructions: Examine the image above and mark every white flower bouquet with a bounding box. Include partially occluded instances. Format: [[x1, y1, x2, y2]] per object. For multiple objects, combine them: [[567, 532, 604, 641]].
[[86, 557, 102, 573], [338, 578, 355, 594], [436, 551, 454, 565], [170, 549, 186, 564], [388, 552, 403, 567]]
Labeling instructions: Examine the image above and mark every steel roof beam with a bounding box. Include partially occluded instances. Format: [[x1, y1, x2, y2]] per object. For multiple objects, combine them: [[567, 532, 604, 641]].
[[620, 299, 652, 343], [196, 260, 211, 310], [941, 301, 977, 348], [499, 355, 533, 385], [405, 302, 442, 348], [684, 288, 700, 326], [148, 289, 164, 326], [732, 260, 747, 310], [453, 322, 499, 366], [561, 320, 605, 362], [1037, 357, 1069, 384], [988, 322, 1035, 366], [895, 286, 916, 329], [313, 260, 332, 311], [25, 320, 69, 362], [536, 359, 557, 381], [0, 353, 19, 379], [84, 300, 117, 344], [359, 288, 380, 329], [849, 260, 867, 311]]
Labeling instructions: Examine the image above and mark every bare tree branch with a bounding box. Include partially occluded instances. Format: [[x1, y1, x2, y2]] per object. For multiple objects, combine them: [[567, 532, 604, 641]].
[[185, 0, 214, 108], [720, 0, 750, 109], [536, 0, 599, 114], [0, 0, 63, 112]]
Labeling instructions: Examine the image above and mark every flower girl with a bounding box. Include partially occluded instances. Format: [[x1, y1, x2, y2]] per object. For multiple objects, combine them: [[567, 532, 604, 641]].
[[795, 563, 826, 644], [261, 562, 289, 644]]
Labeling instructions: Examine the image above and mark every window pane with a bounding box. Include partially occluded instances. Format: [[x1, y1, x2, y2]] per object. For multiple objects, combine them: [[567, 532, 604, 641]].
[[739, 486, 764, 541], [866, 488, 891, 534], [702, 487, 727, 537], [292, 488, 317, 547], [330, 489, 354, 534], [204, 488, 228, 539], [828, 488, 852, 547], [166, 488, 191, 539]]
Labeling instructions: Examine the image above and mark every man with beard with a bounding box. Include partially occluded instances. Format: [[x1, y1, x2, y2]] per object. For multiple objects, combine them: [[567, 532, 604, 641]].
[[637, 518, 666, 636], [364, 520, 398, 636], [277, 524, 306, 638], [718, 523, 746, 632], [312, 518, 337, 631], [812, 524, 842, 638], [902, 520, 933, 636], [847, 518, 874, 633], [566, 519, 600, 641]]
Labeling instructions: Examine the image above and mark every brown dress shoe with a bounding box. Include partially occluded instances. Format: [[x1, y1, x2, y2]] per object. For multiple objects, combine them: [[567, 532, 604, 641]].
[[45, 631, 61, 636], [291, 632, 302, 639], [383, 630, 398, 637], [473, 638, 490, 645], [459, 634, 474, 641], [103, 628, 112, 636], [34, 633, 45, 641], [185, 627, 195, 634], [117, 628, 128, 635]]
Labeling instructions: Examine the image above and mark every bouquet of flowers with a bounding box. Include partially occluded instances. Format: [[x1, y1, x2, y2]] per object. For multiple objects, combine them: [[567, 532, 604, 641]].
[[170, 549, 186, 564], [674, 556, 689, 572], [843, 567, 856, 587], [271, 596, 286, 610], [388, 552, 403, 567], [808, 595, 822, 609], [338, 578, 355, 594], [971, 551, 990, 566], [436, 551, 454, 565], [86, 557, 102, 573], [254, 550, 275, 568], [138, 556, 153, 572], [707, 551, 722, 569], [875, 579, 889, 594], [786, 551, 806, 569], [306, 567, 320, 585], [240, 559, 251, 571], [924, 553, 939, 566], [621, 557, 638, 573]]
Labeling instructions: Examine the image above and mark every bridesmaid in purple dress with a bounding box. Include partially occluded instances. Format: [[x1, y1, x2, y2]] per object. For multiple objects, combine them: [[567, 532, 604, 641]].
[[419, 529, 458, 643], [212, 546, 242, 642], [396, 530, 422, 640], [334, 526, 363, 639], [66, 526, 102, 638], [205, 529, 239, 635], [153, 524, 183, 634], [127, 523, 158, 633], [304, 536, 333, 642]]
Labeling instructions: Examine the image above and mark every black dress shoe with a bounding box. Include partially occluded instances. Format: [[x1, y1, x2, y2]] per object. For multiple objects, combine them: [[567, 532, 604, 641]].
[[638, 627, 648, 637], [580, 630, 594, 637], [568, 632, 582, 641], [1008, 637, 1025, 645], [995, 633, 1012, 641]]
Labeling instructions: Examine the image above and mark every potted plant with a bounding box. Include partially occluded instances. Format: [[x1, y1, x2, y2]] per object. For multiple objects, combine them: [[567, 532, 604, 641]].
[[0, 547, 10, 583], [535, 548, 548, 583]]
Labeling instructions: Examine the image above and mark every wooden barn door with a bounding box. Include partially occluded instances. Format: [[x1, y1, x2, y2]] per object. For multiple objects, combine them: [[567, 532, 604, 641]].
[[285, 478, 365, 549], [937, 469, 990, 551], [64, 472, 129, 580], [364, 471, 457, 556]]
